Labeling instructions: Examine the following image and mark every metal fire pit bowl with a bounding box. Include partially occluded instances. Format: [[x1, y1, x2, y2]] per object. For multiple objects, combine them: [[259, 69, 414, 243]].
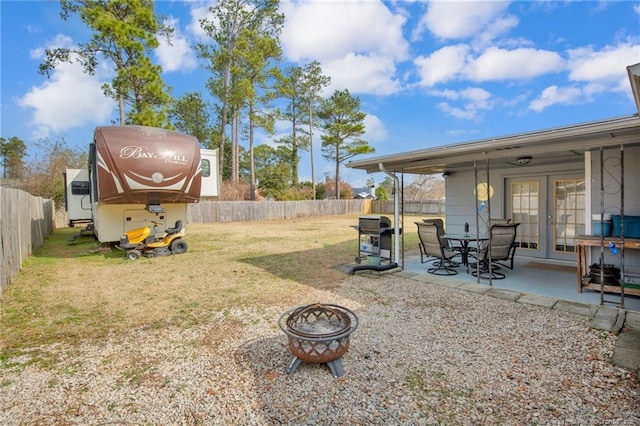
[[279, 303, 358, 378]]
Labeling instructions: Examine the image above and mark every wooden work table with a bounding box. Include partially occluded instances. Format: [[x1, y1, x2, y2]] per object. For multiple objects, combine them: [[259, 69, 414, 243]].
[[574, 235, 640, 296]]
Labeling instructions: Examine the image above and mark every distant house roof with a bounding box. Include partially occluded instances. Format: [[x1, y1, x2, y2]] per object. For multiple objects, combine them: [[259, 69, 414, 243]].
[[352, 187, 375, 199]]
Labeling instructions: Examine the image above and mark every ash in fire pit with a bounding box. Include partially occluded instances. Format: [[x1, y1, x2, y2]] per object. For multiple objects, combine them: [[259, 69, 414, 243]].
[[279, 303, 358, 378]]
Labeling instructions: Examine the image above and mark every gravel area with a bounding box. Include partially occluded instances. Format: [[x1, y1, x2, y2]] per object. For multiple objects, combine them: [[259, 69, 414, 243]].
[[2, 274, 639, 425]]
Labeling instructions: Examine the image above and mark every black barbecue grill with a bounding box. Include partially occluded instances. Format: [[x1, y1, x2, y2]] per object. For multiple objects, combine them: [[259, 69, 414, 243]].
[[354, 215, 394, 264]]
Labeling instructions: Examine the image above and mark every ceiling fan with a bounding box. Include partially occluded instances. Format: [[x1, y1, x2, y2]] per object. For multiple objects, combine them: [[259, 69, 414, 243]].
[[505, 156, 532, 166]]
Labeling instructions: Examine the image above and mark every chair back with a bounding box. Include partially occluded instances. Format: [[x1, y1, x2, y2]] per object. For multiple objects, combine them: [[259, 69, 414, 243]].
[[423, 218, 450, 247], [423, 218, 444, 235], [488, 223, 519, 260], [416, 222, 444, 258]]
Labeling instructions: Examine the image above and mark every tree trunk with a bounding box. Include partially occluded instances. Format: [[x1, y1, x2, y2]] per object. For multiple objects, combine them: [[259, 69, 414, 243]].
[[309, 98, 315, 200], [232, 109, 238, 182], [334, 146, 340, 199], [249, 104, 256, 201]]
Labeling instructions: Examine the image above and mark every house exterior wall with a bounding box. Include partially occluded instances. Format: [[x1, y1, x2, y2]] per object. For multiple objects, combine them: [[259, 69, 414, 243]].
[[444, 162, 583, 236], [588, 145, 640, 278]]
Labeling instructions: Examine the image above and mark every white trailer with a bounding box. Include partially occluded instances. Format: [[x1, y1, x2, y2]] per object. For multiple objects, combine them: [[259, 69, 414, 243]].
[[63, 168, 93, 227], [199, 148, 219, 199]]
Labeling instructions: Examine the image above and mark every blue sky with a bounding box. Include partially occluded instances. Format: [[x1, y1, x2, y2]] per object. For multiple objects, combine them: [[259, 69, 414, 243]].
[[1, 1, 639, 187]]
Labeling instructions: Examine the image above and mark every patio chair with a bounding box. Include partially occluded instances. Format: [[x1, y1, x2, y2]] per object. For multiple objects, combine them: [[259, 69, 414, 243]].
[[415, 222, 459, 275], [422, 218, 464, 261], [470, 223, 520, 280], [488, 218, 511, 226]]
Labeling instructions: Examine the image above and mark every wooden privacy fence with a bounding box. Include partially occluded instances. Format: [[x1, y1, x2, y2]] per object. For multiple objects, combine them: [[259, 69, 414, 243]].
[[188, 199, 370, 223], [0, 187, 55, 297], [372, 200, 445, 216]]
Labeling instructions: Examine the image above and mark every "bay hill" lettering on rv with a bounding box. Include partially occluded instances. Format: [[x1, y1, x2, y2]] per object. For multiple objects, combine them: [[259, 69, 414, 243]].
[[119, 146, 189, 164]]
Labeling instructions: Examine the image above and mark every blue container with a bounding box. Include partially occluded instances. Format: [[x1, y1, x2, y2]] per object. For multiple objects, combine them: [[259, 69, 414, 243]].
[[592, 221, 611, 236], [611, 215, 640, 238]]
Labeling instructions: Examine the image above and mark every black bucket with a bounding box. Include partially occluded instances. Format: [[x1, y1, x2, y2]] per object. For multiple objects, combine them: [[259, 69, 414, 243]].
[[589, 263, 620, 285]]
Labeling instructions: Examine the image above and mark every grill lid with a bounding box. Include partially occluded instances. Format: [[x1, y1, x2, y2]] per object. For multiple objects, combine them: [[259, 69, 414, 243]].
[[358, 215, 391, 232]]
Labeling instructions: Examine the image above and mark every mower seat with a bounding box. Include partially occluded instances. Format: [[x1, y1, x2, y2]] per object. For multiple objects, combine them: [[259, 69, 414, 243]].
[[165, 220, 183, 236]]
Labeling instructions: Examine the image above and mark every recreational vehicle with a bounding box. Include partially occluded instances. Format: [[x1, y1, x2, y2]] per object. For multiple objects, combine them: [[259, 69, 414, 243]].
[[65, 125, 219, 244]]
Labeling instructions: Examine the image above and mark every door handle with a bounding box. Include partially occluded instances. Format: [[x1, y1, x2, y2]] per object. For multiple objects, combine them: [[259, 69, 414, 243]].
[[548, 215, 553, 225]]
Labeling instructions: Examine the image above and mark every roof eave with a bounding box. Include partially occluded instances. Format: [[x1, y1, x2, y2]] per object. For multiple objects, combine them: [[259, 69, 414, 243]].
[[347, 115, 640, 174]]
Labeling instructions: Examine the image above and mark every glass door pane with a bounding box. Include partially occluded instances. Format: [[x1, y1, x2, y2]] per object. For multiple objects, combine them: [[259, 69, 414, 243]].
[[552, 178, 585, 256], [511, 181, 540, 251]]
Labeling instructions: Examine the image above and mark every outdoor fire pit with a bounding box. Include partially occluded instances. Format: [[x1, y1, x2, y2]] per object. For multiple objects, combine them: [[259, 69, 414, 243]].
[[278, 303, 358, 378]]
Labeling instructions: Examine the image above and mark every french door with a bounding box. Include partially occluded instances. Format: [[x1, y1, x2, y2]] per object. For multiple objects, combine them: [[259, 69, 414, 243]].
[[506, 175, 585, 261]]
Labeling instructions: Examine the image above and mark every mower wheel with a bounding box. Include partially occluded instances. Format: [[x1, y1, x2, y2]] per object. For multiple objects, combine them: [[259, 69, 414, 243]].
[[126, 249, 142, 261], [170, 238, 188, 254]]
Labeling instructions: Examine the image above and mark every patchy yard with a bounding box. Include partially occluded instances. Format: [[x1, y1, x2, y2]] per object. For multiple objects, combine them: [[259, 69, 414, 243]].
[[1, 215, 638, 425]]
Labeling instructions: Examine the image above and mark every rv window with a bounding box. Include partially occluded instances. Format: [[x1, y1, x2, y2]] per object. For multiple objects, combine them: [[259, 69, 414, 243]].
[[202, 159, 211, 178], [71, 181, 90, 195]]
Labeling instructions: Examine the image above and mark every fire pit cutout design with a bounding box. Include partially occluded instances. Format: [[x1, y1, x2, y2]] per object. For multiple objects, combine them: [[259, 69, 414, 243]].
[[279, 303, 358, 378]]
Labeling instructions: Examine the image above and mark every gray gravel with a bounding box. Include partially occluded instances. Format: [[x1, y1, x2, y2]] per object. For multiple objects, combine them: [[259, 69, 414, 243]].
[[1, 274, 639, 425]]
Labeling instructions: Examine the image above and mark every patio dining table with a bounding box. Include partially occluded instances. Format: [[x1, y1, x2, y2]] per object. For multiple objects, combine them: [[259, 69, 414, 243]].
[[444, 233, 489, 272]]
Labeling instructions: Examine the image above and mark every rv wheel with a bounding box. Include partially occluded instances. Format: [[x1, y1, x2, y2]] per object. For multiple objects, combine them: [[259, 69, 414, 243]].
[[170, 238, 188, 254], [126, 249, 142, 261]]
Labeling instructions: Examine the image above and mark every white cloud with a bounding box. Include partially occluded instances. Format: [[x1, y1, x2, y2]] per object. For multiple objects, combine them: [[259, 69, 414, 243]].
[[363, 113, 387, 142], [528, 85, 583, 112], [186, 3, 215, 42], [415, 1, 514, 41], [567, 42, 640, 84], [414, 45, 470, 87], [415, 45, 564, 88], [435, 87, 491, 103], [156, 16, 198, 73], [465, 47, 564, 81], [436, 102, 479, 120], [281, 0, 408, 96], [323, 53, 401, 96], [282, 0, 408, 62], [432, 87, 493, 120], [528, 41, 640, 112], [30, 34, 74, 60], [18, 59, 114, 138]]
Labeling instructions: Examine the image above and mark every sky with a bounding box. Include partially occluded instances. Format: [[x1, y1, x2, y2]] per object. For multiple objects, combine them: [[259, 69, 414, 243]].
[[1, 0, 640, 188]]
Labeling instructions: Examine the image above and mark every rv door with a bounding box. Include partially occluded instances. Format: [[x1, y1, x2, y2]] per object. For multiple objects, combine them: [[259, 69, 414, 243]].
[[200, 149, 219, 198]]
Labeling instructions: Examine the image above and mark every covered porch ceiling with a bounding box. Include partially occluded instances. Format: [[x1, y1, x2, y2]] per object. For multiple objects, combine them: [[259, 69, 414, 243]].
[[347, 115, 640, 176]]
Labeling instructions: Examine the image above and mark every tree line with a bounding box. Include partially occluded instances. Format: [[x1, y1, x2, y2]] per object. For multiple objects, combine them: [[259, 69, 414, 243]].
[[1, 0, 381, 204]]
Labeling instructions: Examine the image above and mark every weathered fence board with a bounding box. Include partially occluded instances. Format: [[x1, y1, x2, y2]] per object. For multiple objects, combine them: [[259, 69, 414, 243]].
[[0, 187, 54, 296], [187, 199, 370, 223], [372, 200, 445, 216]]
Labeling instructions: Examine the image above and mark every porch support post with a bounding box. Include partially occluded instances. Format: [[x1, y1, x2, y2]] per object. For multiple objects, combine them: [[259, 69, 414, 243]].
[[379, 163, 401, 267]]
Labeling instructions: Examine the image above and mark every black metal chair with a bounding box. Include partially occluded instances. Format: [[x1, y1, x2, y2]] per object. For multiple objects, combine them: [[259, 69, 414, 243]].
[[415, 222, 459, 275], [470, 223, 519, 280]]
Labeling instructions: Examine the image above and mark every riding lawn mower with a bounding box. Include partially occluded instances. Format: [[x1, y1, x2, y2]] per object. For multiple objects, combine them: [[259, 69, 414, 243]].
[[117, 220, 188, 260]]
